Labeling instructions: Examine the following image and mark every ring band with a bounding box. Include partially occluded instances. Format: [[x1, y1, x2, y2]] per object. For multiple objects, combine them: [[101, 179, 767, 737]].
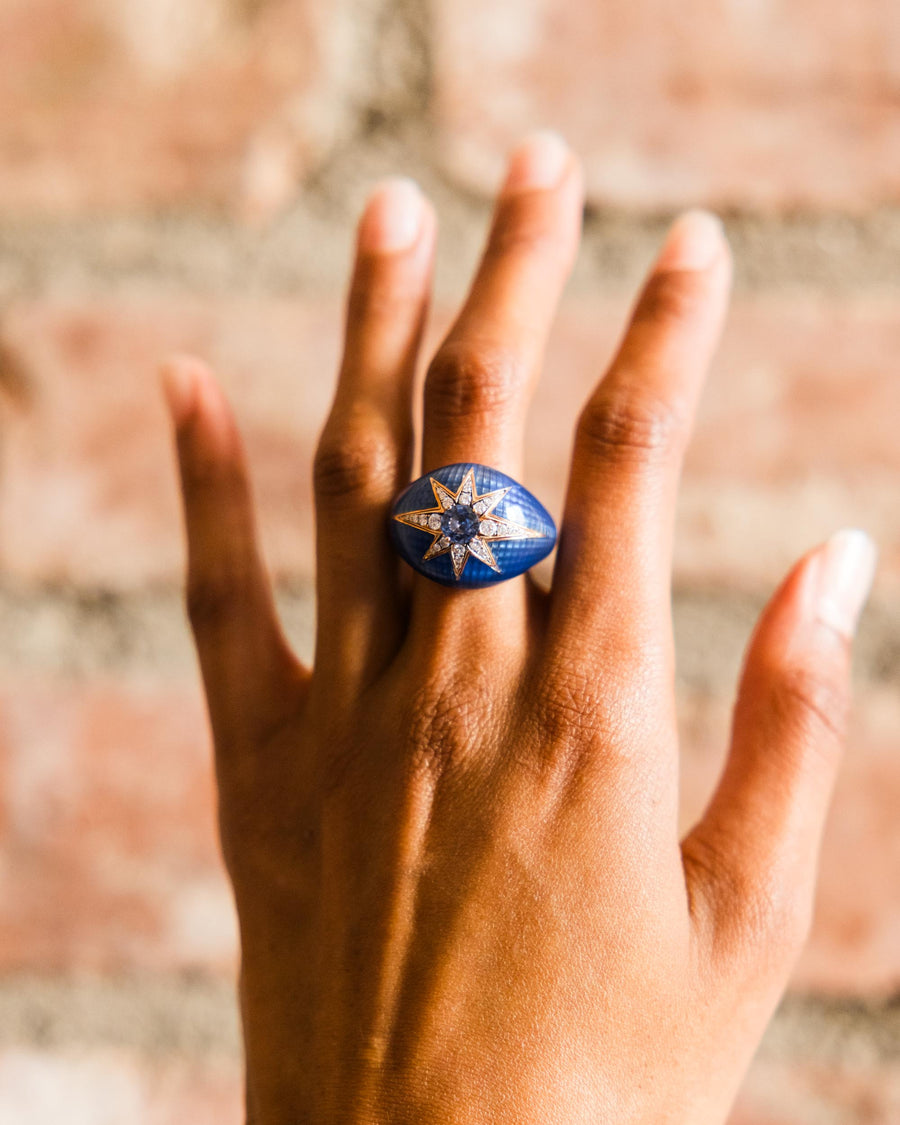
[[390, 463, 556, 588]]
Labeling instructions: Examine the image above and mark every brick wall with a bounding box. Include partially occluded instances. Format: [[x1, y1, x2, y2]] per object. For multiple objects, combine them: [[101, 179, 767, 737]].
[[1, 1, 898, 1121]]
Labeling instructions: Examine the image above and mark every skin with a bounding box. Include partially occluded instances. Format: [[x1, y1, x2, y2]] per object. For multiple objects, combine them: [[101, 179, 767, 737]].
[[161, 135, 875, 1124]]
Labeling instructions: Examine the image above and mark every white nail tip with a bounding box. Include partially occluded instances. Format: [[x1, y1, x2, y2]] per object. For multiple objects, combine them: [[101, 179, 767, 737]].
[[815, 528, 878, 639], [361, 177, 424, 252]]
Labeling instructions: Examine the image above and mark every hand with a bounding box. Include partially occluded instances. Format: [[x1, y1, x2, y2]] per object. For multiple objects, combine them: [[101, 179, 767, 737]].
[[161, 132, 876, 1124]]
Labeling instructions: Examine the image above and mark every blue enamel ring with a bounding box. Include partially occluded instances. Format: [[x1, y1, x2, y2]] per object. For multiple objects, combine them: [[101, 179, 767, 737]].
[[390, 463, 556, 588]]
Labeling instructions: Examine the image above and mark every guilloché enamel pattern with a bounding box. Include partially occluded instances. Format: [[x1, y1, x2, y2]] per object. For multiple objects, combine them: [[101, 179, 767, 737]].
[[390, 464, 557, 588]]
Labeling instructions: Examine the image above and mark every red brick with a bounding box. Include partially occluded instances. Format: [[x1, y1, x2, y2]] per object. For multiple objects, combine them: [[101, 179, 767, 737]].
[[679, 688, 900, 996], [1, 295, 898, 592], [0, 0, 342, 216], [1, 670, 896, 991], [1, 1045, 898, 1125], [732, 1053, 900, 1124], [433, 0, 900, 210], [0, 677, 237, 972], [0, 297, 342, 587], [525, 298, 900, 595], [0, 1049, 241, 1125]]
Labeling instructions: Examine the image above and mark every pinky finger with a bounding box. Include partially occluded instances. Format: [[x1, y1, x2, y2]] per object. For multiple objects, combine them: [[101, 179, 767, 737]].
[[162, 355, 307, 756], [682, 529, 877, 964]]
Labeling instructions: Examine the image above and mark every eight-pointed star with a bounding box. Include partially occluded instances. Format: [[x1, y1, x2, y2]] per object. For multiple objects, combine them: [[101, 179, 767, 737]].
[[393, 468, 544, 580]]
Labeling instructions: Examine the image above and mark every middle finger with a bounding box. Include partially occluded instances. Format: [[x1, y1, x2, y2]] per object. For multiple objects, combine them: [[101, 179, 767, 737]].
[[421, 130, 584, 480]]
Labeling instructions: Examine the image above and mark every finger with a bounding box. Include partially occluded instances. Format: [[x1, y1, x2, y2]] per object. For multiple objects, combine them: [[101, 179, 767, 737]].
[[407, 134, 582, 644], [162, 355, 304, 752], [313, 178, 436, 685], [421, 130, 584, 478], [548, 211, 732, 678], [682, 529, 877, 965]]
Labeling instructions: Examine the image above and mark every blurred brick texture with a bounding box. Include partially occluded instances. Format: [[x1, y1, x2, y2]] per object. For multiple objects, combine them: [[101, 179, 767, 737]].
[[0, 1, 898, 1122]]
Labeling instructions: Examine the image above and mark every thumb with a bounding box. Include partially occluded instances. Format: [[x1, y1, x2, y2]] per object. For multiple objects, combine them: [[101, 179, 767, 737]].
[[683, 529, 877, 960]]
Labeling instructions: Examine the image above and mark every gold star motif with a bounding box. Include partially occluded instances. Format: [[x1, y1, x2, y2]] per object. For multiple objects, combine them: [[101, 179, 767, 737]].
[[393, 468, 545, 580]]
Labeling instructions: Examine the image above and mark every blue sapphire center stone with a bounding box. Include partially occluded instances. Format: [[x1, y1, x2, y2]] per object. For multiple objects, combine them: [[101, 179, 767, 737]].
[[441, 503, 481, 544]]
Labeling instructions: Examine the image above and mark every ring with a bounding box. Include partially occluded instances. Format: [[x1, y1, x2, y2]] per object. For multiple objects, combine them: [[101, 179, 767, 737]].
[[390, 463, 556, 588]]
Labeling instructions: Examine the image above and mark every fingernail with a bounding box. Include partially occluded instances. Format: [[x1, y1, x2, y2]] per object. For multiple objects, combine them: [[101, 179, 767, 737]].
[[160, 355, 201, 427], [502, 130, 570, 194], [358, 177, 425, 253], [814, 529, 878, 639], [655, 209, 724, 272]]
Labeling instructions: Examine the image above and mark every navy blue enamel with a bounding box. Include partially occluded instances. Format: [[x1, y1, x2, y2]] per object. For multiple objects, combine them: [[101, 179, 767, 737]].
[[390, 463, 556, 588]]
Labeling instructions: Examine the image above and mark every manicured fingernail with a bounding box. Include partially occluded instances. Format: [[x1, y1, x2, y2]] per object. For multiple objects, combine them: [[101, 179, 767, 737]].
[[815, 529, 878, 639], [358, 177, 425, 253], [655, 209, 724, 272], [502, 130, 570, 194], [160, 355, 202, 427]]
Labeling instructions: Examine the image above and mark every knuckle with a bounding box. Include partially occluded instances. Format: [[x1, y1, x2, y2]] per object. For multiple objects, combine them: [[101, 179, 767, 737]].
[[768, 664, 848, 761], [185, 572, 243, 632], [686, 837, 812, 976], [635, 269, 709, 329], [317, 664, 492, 795], [424, 342, 523, 426], [528, 665, 595, 744], [402, 675, 483, 780], [523, 698, 589, 784], [347, 261, 425, 323], [577, 388, 687, 466], [734, 878, 814, 971], [764, 889, 814, 957], [179, 436, 242, 496], [524, 653, 660, 751], [313, 419, 396, 502], [485, 215, 571, 268], [520, 660, 634, 785]]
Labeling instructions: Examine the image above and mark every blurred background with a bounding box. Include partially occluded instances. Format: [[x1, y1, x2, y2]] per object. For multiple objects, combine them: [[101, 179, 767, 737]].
[[0, 0, 898, 1121]]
